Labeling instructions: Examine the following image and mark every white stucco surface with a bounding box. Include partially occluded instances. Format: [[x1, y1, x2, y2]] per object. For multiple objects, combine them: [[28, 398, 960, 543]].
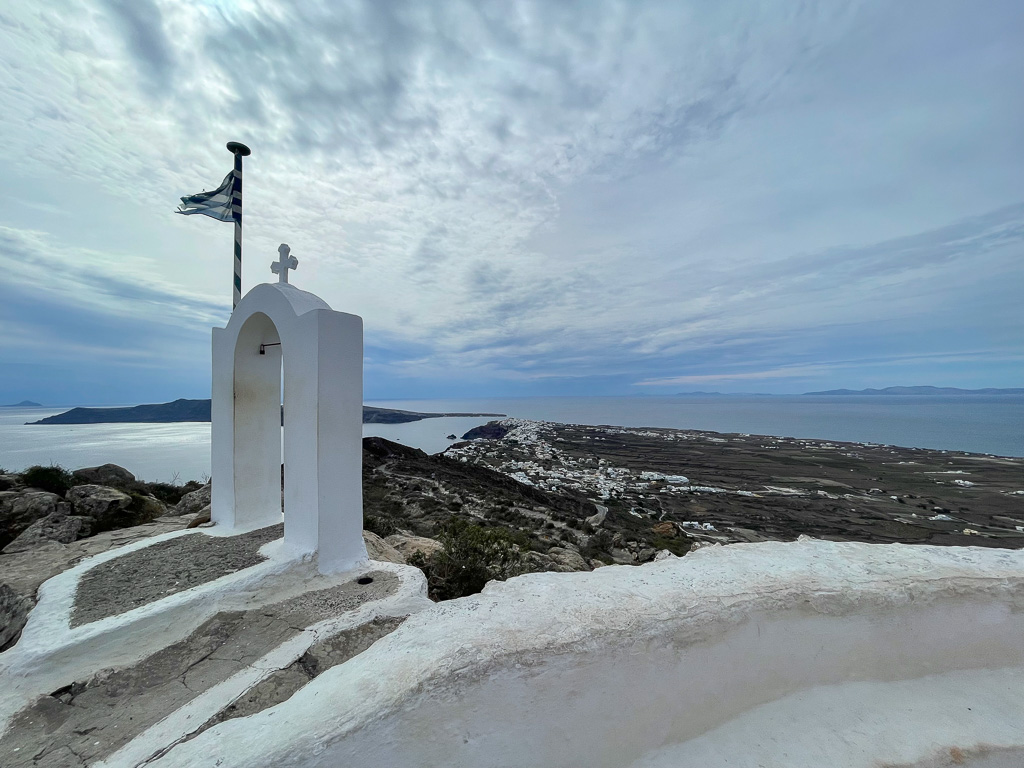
[[0, 526, 430, 740], [152, 539, 1024, 768], [211, 281, 366, 572]]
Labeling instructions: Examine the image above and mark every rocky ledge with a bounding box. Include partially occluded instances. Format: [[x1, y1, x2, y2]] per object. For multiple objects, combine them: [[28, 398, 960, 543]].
[[0, 465, 207, 554]]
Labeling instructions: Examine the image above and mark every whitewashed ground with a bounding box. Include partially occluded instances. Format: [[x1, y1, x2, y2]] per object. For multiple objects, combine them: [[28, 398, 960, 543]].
[[151, 539, 1024, 768]]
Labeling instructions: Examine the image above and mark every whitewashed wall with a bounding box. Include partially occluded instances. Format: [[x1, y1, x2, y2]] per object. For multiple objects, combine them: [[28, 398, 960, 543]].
[[211, 282, 365, 572], [154, 539, 1024, 768]]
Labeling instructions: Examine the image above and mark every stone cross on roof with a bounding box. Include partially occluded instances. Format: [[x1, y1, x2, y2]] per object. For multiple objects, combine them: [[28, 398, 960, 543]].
[[271, 243, 298, 284]]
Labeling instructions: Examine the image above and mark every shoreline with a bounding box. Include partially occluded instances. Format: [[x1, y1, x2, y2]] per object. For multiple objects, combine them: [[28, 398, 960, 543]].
[[25, 399, 504, 426], [3, 395, 1024, 486]]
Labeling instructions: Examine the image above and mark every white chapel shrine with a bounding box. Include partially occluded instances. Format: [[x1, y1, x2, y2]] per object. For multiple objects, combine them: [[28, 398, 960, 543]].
[[210, 244, 367, 572]]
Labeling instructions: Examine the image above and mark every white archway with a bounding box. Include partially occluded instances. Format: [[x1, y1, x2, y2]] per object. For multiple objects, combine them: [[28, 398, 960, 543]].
[[210, 282, 366, 572]]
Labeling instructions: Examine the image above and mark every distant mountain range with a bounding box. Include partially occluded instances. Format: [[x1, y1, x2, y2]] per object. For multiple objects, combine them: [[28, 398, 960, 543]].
[[27, 398, 503, 425], [672, 391, 772, 397], [1, 400, 42, 407], [670, 387, 1023, 397], [803, 386, 1024, 396], [673, 391, 730, 396]]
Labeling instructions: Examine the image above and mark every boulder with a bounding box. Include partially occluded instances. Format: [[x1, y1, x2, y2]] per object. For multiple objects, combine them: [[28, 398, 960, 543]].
[[66, 485, 132, 526], [545, 546, 591, 572], [174, 483, 211, 516], [3, 506, 93, 553], [651, 521, 677, 538], [132, 494, 168, 522], [72, 463, 136, 486], [186, 505, 212, 528], [610, 547, 635, 565], [523, 551, 555, 573], [0, 490, 62, 549], [363, 531, 406, 564], [385, 533, 443, 561], [636, 547, 658, 564], [0, 474, 19, 492], [0, 583, 33, 651], [523, 548, 591, 574]]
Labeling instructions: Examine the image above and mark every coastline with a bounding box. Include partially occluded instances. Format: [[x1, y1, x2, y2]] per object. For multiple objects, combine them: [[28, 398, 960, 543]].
[[2, 394, 1022, 485]]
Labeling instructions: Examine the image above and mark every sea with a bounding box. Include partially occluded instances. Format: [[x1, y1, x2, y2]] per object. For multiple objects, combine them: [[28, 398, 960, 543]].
[[0, 395, 1021, 484]]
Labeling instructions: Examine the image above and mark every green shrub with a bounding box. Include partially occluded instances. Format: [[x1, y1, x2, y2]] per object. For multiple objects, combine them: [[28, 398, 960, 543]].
[[649, 534, 692, 557], [143, 480, 202, 505], [127, 492, 167, 524], [411, 517, 523, 601], [364, 514, 398, 538], [580, 529, 614, 561], [22, 464, 75, 496]]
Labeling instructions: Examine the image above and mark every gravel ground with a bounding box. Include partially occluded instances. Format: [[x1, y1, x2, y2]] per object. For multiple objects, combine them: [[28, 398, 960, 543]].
[[72, 524, 284, 627], [2, 572, 398, 768]]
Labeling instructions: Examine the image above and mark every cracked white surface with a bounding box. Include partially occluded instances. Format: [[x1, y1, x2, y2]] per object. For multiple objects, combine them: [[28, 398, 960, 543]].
[[0, 528, 431, 748], [152, 539, 1024, 768]]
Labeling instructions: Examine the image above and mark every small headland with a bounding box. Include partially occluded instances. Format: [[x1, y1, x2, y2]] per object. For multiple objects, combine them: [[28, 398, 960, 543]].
[[26, 398, 504, 425]]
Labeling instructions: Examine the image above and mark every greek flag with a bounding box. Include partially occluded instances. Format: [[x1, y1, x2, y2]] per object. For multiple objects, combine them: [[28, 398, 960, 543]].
[[176, 171, 235, 222]]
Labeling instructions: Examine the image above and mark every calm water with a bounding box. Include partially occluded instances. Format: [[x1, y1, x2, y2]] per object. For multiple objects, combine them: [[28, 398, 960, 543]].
[[0, 395, 1021, 483]]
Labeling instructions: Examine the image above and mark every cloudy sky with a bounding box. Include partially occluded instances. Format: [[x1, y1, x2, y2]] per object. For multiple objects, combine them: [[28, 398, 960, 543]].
[[0, 0, 1021, 404]]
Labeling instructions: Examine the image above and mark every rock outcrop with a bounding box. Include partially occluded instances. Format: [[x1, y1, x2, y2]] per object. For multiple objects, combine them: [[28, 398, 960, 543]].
[[460, 422, 510, 441], [66, 485, 133, 527], [363, 532, 406, 564], [525, 546, 591, 573], [384, 534, 443, 560], [173, 483, 211, 516], [2, 506, 92, 553], [0, 491, 62, 550], [72, 463, 136, 486], [186, 505, 212, 528], [545, 546, 590, 571], [0, 585, 32, 651]]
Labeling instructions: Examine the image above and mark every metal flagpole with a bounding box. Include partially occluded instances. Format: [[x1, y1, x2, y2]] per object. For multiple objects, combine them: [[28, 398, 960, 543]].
[[226, 141, 251, 310]]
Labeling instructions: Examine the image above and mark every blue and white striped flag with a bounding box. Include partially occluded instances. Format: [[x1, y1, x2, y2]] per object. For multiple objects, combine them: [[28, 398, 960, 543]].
[[176, 171, 235, 221]]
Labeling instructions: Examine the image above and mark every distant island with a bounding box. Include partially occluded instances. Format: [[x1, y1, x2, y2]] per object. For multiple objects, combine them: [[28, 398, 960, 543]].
[[669, 387, 1024, 397], [27, 398, 504, 425], [804, 386, 1024, 396], [672, 392, 771, 397], [2, 400, 42, 407]]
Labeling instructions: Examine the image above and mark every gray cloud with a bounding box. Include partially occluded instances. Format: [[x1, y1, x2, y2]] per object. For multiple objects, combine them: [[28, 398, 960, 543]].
[[0, 0, 1021, 397], [98, 0, 174, 91]]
